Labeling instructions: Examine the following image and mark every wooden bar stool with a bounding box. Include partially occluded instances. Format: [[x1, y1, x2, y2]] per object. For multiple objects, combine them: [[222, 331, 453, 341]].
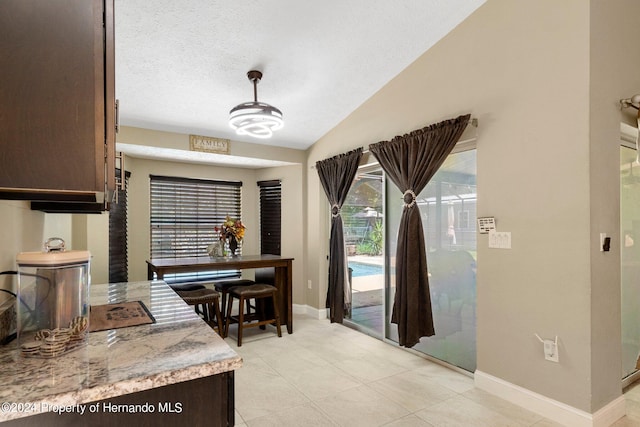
[[213, 279, 255, 329], [169, 283, 207, 317], [224, 284, 282, 346], [175, 288, 224, 335]]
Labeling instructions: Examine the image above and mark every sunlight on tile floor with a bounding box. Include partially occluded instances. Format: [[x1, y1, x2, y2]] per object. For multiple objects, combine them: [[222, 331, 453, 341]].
[[218, 314, 640, 427]]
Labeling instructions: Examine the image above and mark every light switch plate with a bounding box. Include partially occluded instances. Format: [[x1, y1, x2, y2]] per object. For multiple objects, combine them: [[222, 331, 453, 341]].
[[489, 231, 511, 249]]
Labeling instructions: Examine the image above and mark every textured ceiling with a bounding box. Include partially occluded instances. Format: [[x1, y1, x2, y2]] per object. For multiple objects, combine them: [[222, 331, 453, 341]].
[[115, 0, 485, 152]]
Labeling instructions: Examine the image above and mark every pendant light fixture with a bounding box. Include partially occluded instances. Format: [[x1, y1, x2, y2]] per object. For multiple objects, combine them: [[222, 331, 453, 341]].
[[229, 70, 283, 139]]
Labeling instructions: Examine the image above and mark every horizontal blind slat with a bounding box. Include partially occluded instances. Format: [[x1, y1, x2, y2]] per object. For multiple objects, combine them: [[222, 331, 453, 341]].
[[259, 181, 281, 256], [150, 176, 243, 281]]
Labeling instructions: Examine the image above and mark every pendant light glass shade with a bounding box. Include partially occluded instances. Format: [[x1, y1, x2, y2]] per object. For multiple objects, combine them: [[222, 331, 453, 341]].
[[229, 70, 283, 139]]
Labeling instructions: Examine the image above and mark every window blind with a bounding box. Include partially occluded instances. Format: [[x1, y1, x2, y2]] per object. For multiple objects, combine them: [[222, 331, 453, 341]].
[[150, 175, 242, 283], [258, 179, 281, 255]]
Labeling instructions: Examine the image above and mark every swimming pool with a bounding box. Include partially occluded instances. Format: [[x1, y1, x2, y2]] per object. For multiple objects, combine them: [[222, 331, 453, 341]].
[[349, 261, 384, 277]]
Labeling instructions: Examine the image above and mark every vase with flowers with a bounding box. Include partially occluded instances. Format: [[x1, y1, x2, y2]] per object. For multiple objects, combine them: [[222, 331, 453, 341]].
[[214, 215, 246, 257]]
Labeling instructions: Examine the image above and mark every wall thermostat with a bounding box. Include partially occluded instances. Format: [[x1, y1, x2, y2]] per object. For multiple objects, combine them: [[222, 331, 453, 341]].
[[477, 217, 496, 234]]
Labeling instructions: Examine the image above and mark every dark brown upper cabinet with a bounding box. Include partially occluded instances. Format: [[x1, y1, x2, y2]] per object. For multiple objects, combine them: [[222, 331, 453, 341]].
[[0, 0, 116, 206]]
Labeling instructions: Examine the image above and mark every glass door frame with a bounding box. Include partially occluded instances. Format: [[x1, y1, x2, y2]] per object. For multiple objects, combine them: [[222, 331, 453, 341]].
[[383, 141, 477, 372], [342, 155, 386, 340], [620, 123, 640, 388], [338, 139, 478, 374]]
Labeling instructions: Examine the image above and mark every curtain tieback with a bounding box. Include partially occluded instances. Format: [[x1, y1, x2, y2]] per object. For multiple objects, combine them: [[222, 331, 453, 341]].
[[403, 189, 417, 208], [331, 204, 341, 217]]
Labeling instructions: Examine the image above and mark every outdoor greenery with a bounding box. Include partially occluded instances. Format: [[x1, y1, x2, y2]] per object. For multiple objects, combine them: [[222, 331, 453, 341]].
[[343, 173, 384, 256], [356, 220, 383, 256]]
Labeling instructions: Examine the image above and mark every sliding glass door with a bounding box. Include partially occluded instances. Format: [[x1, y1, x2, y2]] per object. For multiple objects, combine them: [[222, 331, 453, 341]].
[[339, 147, 477, 372], [621, 137, 640, 381], [386, 148, 477, 372]]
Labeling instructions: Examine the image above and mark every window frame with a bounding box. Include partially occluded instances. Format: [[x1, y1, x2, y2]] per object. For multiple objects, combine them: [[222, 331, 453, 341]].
[[149, 174, 242, 283]]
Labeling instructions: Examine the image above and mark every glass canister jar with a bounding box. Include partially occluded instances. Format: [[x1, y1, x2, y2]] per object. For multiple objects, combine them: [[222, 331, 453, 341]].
[[16, 238, 90, 358]]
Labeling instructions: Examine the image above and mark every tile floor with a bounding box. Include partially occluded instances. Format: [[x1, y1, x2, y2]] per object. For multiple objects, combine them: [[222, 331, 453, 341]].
[[621, 384, 640, 427], [222, 313, 640, 427]]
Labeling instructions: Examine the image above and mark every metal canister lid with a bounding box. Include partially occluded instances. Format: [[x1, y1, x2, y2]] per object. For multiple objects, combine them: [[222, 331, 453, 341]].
[[16, 238, 90, 267]]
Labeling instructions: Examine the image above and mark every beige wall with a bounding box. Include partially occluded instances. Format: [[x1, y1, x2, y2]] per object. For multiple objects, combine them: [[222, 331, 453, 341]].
[[0, 201, 46, 300], [68, 214, 110, 285], [125, 155, 259, 281], [119, 128, 305, 297], [0, 125, 306, 299], [0, 201, 75, 301], [118, 126, 305, 164], [0, 202, 74, 269], [0, 201, 107, 287], [255, 165, 306, 305], [589, 0, 640, 411], [305, 0, 639, 413]]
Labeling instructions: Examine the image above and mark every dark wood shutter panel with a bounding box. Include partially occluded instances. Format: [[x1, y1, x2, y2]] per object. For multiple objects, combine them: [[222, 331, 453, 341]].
[[109, 169, 130, 283], [258, 180, 281, 255]]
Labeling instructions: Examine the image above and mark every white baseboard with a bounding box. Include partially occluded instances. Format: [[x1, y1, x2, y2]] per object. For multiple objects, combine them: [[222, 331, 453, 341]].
[[292, 304, 327, 320], [474, 371, 625, 427]]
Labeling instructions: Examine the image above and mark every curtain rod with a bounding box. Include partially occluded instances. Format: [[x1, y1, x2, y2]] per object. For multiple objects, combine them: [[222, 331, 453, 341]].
[[358, 116, 479, 154], [310, 116, 479, 168], [621, 95, 640, 111]]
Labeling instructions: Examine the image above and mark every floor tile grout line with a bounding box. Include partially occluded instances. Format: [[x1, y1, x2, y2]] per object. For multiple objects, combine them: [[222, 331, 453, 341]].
[[232, 314, 572, 427], [268, 363, 364, 403]]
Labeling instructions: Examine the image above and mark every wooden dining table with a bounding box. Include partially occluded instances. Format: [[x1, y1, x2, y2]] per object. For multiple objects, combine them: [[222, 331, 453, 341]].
[[146, 254, 294, 334]]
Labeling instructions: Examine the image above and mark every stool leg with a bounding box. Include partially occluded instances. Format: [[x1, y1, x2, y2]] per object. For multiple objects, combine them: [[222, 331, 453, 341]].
[[202, 303, 210, 323], [272, 291, 282, 338], [207, 303, 214, 324], [213, 296, 224, 336], [220, 291, 228, 328], [237, 295, 245, 347], [204, 302, 215, 332], [258, 298, 266, 330], [224, 294, 235, 338]]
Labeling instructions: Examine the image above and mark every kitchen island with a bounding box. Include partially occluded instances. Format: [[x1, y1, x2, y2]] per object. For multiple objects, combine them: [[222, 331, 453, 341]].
[[0, 280, 242, 426]]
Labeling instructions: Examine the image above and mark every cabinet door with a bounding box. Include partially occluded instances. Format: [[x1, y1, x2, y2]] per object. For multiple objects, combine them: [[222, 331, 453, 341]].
[[0, 0, 115, 196]]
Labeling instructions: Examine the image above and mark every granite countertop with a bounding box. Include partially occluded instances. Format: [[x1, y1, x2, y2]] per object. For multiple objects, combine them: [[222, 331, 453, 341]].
[[0, 280, 242, 421]]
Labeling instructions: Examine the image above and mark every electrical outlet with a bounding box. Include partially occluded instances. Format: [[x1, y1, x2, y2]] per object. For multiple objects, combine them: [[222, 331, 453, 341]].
[[307, 280, 312, 289], [543, 339, 559, 363]]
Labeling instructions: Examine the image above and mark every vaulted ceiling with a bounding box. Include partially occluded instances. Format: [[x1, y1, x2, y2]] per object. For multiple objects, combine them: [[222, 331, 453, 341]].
[[115, 0, 485, 153]]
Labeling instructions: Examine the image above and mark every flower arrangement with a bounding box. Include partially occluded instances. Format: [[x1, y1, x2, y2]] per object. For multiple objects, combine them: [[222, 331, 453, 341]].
[[215, 215, 246, 242]]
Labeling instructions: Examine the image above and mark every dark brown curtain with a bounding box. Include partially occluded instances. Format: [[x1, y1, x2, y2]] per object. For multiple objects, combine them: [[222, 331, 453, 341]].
[[369, 114, 470, 347], [316, 148, 363, 323]]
